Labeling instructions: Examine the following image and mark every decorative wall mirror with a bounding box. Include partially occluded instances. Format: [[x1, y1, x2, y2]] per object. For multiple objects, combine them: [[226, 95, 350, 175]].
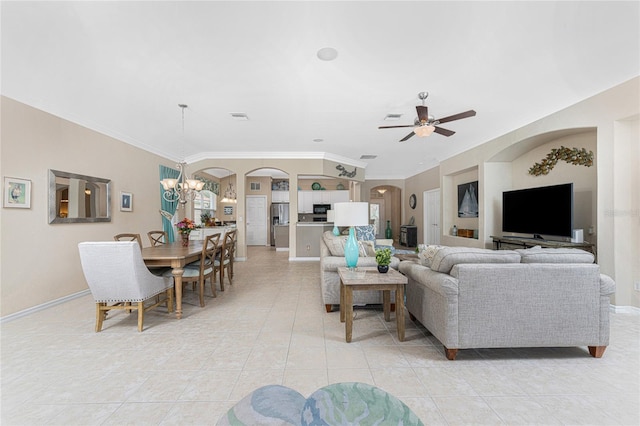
[[48, 169, 112, 223]]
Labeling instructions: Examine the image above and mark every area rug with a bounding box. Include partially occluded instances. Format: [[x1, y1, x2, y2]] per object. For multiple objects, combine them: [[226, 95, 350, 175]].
[[217, 382, 423, 425]]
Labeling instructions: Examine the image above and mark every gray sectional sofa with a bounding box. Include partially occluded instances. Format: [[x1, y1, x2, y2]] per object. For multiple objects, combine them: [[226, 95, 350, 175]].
[[399, 246, 615, 360]]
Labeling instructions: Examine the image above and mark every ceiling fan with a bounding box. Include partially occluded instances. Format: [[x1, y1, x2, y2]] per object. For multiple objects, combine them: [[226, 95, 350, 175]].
[[379, 92, 476, 142]]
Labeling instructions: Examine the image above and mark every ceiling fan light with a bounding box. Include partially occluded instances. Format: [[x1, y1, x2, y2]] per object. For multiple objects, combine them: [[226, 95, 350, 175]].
[[414, 125, 436, 137]]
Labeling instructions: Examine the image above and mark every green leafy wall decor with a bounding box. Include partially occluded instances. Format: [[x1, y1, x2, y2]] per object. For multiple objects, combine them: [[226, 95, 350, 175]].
[[528, 146, 594, 176]]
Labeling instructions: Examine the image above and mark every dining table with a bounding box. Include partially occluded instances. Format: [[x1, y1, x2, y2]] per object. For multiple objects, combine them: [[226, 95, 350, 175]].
[[141, 240, 204, 319]]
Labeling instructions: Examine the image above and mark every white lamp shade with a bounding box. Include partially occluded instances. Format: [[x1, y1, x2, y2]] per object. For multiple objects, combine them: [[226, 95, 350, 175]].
[[333, 202, 369, 227]]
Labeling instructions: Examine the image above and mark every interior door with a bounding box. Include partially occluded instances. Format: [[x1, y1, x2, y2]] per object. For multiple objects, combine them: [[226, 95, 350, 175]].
[[246, 195, 268, 246], [423, 189, 441, 245]]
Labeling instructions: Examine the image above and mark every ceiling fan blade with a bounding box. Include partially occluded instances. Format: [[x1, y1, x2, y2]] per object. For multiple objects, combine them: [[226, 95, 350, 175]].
[[400, 132, 415, 142], [436, 110, 476, 124], [378, 124, 415, 129], [434, 126, 455, 137], [416, 105, 429, 122]]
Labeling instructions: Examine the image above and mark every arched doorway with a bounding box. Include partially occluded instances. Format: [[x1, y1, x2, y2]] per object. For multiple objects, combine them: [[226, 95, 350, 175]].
[[370, 185, 401, 244]]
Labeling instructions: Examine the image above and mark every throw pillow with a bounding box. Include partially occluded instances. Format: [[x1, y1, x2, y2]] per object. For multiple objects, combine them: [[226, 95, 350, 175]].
[[355, 225, 376, 241], [322, 231, 347, 256], [418, 244, 445, 268], [360, 240, 376, 257]]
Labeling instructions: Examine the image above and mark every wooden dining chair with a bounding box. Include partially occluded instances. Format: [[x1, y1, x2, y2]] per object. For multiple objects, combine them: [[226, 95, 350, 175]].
[[168, 233, 220, 307], [78, 241, 174, 332], [215, 231, 234, 291], [226, 229, 238, 280], [147, 230, 167, 247], [114, 233, 143, 248]]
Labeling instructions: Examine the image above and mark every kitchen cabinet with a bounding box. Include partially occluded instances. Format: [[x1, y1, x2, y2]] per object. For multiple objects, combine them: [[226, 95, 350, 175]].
[[190, 226, 231, 241], [274, 225, 290, 249], [297, 190, 349, 213], [298, 190, 314, 213], [272, 191, 289, 203], [331, 190, 349, 204]]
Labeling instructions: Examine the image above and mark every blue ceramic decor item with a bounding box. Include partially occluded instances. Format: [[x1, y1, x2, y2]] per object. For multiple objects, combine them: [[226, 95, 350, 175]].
[[333, 225, 340, 236], [344, 227, 359, 269]]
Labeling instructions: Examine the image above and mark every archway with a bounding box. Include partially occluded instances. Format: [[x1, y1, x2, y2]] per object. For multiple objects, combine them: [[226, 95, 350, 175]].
[[370, 185, 401, 244]]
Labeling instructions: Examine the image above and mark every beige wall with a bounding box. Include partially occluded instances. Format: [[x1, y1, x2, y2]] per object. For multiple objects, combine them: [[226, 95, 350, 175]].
[[1, 96, 174, 316], [437, 77, 639, 307], [403, 167, 440, 246]]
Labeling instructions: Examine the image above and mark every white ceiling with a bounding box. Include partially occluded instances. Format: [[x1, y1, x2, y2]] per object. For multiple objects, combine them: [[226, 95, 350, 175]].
[[2, 1, 638, 179]]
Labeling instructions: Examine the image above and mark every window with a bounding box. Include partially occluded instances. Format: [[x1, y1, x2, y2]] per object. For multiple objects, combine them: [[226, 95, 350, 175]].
[[250, 182, 261, 191], [193, 190, 216, 225]]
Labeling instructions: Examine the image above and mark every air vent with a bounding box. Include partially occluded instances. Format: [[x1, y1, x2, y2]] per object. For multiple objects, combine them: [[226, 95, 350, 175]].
[[360, 155, 377, 160], [384, 114, 402, 121], [230, 113, 249, 121]]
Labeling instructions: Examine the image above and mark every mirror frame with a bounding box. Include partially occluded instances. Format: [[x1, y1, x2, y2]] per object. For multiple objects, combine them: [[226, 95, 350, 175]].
[[48, 169, 112, 224]]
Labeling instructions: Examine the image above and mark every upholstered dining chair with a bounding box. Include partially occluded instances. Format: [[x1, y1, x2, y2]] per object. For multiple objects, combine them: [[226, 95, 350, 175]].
[[215, 231, 234, 291], [114, 233, 143, 248], [147, 230, 167, 247], [168, 233, 220, 307], [78, 241, 174, 332]]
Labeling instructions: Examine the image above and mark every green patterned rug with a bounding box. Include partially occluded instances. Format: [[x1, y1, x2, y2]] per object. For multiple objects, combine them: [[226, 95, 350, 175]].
[[218, 382, 423, 425]]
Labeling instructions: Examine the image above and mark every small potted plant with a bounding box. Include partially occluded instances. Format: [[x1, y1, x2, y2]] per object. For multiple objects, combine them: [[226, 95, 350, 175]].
[[375, 247, 392, 273]]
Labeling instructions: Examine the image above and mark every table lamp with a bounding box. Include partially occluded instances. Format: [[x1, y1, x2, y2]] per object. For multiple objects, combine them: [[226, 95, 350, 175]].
[[333, 202, 369, 269], [327, 209, 340, 236]]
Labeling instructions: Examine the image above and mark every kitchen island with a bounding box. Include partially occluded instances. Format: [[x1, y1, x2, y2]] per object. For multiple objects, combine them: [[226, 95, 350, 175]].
[[296, 222, 334, 257], [190, 225, 235, 241]]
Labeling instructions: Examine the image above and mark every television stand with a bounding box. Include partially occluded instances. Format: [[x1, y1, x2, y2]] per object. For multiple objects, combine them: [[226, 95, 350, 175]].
[[490, 235, 595, 254]]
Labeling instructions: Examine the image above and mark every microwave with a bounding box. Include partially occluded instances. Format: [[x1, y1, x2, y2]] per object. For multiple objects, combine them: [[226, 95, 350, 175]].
[[313, 204, 331, 214]]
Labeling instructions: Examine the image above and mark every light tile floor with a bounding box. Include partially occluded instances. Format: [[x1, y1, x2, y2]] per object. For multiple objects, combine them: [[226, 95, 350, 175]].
[[1, 246, 639, 425]]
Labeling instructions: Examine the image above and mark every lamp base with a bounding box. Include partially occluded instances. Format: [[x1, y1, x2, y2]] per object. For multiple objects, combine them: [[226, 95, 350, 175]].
[[344, 227, 359, 270]]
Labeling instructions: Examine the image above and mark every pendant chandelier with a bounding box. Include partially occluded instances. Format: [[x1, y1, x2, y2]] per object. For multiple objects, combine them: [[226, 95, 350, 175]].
[[160, 104, 204, 207], [220, 169, 237, 203]]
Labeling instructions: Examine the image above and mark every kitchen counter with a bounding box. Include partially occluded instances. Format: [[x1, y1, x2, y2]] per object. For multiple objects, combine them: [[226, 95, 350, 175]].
[[296, 223, 334, 257]]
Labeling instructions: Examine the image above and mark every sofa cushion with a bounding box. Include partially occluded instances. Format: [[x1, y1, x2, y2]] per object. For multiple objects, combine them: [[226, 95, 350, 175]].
[[417, 244, 446, 268], [355, 225, 376, 241], [323, 231, 347, 256], [322, 231, 374, 257], [516, 247, 595, 264], [430, 246, 521, 274]]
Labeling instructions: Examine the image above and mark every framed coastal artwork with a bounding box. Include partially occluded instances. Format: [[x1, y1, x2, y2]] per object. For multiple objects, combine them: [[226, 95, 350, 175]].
[[458, 181, 479, 218], [120, 191, 133, 212], [3, 177, 31, 208]]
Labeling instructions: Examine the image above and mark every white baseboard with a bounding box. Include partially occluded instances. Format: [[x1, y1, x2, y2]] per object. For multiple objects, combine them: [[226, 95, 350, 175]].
[[610, 304, 640, 314], [0, 289, 91, 323], [275, 247, 290, 252]]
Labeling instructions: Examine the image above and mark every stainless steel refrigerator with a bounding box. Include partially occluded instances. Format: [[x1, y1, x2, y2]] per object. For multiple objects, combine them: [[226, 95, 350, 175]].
[[270, 203, 290, 246]]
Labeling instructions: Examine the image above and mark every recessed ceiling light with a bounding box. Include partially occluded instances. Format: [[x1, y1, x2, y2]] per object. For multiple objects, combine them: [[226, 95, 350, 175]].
[[360, 155, 377, 160], [384, 114, 402, 121], [313, 138, 324, 142], [230, 113, 249, 121], [317, 47, 338, 61]]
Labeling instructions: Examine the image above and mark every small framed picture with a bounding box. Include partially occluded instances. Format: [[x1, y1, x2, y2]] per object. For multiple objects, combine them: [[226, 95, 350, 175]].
[[3, 177, 31, 208], [120, 191, 133, 212]]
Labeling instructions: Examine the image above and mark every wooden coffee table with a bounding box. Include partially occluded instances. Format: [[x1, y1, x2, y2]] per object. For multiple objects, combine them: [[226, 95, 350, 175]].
[[338, 266, 408, 343]]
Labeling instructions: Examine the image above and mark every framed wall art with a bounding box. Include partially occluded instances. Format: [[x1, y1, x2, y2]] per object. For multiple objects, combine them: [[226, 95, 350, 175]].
[[3, 177, 31, 208], [458, 181, 479, 218], [120, 191, 133, 212]]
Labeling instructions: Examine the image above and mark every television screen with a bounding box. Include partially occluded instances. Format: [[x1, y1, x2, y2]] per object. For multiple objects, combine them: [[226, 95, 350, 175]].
[[502, 183, 573, 238]]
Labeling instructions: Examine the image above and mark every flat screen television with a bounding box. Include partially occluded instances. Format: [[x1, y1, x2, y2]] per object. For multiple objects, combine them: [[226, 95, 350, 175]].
[[502, 183, 573, 239]]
